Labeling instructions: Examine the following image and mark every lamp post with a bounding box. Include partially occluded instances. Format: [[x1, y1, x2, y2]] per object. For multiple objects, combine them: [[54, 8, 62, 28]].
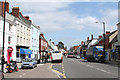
[[96, 21, 106, 57], [2, 0, 7, 79]]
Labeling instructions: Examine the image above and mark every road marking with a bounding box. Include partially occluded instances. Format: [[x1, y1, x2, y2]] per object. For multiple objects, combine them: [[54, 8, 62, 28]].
[[86, 65, 94, 68], [68, 58, 112, 74], [96, 68, 110, 74], [50, 64, 66, 78]]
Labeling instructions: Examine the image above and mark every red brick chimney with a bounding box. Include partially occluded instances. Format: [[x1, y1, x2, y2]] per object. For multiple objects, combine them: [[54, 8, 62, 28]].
[[106, 31, 110, 35], [99, 35, 102, 39], [87, 37, 89, 41], [0, 2, 9, 16], [24, 16, 29, 20], [103, 33, 105, 37], [91, 34, 93, 40], [12, 7, 19, 18], [40, 33, 44, 38]]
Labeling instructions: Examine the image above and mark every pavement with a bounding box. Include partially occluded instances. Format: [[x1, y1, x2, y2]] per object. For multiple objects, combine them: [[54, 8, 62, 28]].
[[4, 63, 59, 78]]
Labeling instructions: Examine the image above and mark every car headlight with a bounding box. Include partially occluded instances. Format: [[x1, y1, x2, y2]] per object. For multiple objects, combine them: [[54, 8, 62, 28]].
[[29, 64, 33, 66]]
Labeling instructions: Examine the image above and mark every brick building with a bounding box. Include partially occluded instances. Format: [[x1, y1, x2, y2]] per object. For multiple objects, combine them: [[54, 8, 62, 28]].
[[39, 33, 48, 62]]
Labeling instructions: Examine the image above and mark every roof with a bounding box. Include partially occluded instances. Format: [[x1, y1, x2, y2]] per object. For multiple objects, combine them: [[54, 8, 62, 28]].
[[93, 30, 117, 46], [109, 31, 118, 43], [39, 35, 48, 42], [88, 39, 98, 48]]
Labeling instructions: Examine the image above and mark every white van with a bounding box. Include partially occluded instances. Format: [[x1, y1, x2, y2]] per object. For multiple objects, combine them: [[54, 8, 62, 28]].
[[51, 51, 63, 63]]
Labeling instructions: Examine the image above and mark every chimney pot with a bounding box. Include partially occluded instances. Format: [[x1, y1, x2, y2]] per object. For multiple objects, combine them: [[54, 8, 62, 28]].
[[106, 31, 110, 35], [87, 37, 89, 41], [0, 2, 9, 16], [40, 33, 44, 37], [91, 34, 93, 40], [12, 7, 19, 18], [103, 33, 105, 37], [24, 16, 29, 20], [99, 35, 102, 39]]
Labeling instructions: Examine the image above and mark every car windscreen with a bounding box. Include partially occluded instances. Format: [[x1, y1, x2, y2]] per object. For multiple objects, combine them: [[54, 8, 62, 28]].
[[68, 53, 73, 55], [52, 51, 60, 53], [24, 58, 33, 62]]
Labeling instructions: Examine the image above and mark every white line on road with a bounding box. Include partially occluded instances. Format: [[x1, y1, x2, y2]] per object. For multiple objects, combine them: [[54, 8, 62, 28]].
[[96, 68, 110, 74], [68, 58, 111, 74]]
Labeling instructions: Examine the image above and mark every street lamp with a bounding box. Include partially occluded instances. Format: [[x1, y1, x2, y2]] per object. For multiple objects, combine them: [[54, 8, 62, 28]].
[[2, 0, 7, 79], [96, 21, 106, 57]]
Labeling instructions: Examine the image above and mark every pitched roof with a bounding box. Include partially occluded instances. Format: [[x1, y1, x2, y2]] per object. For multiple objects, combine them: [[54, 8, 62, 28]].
[[93, 30, 117, 46]]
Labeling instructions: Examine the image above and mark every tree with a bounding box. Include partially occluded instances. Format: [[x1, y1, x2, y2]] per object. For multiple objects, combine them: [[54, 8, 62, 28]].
[[58, 41, 64, 50]]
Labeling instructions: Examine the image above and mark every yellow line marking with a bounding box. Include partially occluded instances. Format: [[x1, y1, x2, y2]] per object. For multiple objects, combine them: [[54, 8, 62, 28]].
[[50, 64, 66, 78]]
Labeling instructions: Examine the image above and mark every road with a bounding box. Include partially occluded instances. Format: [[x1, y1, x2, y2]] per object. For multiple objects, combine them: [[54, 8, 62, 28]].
[[3, 57, 119, 80], [52, 56, 119, 80]]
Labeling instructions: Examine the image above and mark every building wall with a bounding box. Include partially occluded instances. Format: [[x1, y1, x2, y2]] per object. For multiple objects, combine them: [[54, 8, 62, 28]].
[[39, 36, 48, 59], [117, 23, 120, 45], [97, 37, 111, 50], [0, 16, 16, 61], [31, 24, 40, 60]]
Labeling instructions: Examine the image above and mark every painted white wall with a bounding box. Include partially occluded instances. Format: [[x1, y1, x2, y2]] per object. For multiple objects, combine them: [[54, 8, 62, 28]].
[[0, 15, 16, 61], [31, 24, 40, 60]]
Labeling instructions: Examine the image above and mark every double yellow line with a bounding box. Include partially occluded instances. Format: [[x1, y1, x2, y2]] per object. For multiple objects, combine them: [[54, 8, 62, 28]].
[[50, 63, 66, 78]]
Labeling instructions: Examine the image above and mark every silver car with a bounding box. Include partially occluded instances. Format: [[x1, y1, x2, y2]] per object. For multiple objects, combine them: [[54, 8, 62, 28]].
[[21, 58, 37, 69]]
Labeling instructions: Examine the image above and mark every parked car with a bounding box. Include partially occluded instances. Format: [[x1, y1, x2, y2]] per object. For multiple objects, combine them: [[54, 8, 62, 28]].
[[51, 51, 63, 63], [67, 53, 74, 58], [21, 58, 37, 69]]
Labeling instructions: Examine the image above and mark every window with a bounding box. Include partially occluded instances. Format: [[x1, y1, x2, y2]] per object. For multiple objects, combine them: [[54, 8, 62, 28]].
[[24, 27, 25, 33], [9, 24, 12, 31], [17, 36, 19, 43], [24, 38, 25, 44], [8, 36, 11, 44], [32, 28, 33, 34], [20, 37, 22, 44]]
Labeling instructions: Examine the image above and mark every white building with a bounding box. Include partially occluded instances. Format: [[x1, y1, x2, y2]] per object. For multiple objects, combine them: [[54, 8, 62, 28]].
[[31, 24, 40, 62], [0, 14, 17, 62], [11, 7, 32, 61]]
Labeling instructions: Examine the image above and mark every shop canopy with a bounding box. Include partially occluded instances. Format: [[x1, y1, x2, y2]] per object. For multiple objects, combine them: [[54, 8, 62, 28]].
[[20, 48, 32, 54]]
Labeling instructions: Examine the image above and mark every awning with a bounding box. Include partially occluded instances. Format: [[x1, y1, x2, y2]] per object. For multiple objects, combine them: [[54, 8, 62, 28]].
[[20, 48, 32, 54]]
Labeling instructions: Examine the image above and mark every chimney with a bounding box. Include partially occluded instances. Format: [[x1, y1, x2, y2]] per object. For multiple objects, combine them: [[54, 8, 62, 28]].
[[99, 35, 102, 39], [106, 31, 110, 35], [24, 16, 29, 20], [40, 33, 44, 37], [103, 33, 105, 37], [87, 37, 89, 41], [91, 34, 93, 40], [52, 42, 54, 44], [0, 2, 9, 16], [12, 7, 19, 18]]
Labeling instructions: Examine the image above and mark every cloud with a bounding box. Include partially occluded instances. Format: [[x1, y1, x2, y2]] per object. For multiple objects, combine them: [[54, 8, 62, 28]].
[[9, 2, 102, 33], [100, 9, 118, 31], [8, 0, 119, 2]]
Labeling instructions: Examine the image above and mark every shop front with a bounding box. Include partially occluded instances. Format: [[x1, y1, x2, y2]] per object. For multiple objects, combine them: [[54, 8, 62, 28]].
[[20, 48, 32, 60]]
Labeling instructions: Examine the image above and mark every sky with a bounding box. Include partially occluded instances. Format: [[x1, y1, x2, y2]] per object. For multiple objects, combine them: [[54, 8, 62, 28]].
[[1, 0, 118, 49]]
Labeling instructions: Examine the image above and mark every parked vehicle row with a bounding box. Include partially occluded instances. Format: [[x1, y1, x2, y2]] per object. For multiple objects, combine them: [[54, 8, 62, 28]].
[[67, 53, 80, 59]]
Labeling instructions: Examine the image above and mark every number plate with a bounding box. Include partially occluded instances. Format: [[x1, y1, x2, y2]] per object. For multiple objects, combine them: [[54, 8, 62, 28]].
[[98, 55, 103, 56]]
